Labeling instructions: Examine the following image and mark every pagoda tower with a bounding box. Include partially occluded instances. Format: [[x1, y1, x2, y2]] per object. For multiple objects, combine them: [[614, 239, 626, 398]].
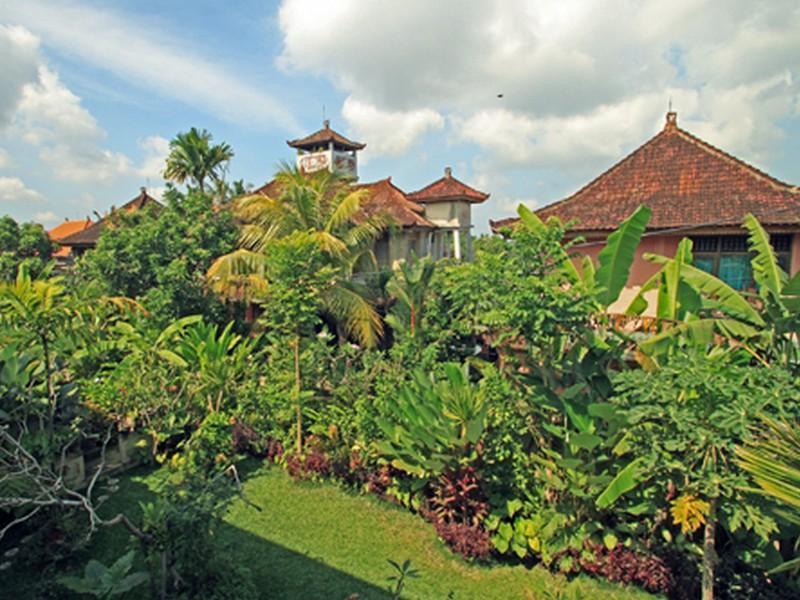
[[286, 120, 365, 180]]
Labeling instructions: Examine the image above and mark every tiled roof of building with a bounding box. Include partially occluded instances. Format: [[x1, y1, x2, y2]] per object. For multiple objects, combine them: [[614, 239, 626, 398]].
[[48, 218, 93, 258], [491, 112, 800, 233], [48, 218, 93, 241], [355, 178, 436, 228], [407, 167, 490, 204], [287, 121, 366, 151], [59, 188, 160, 247], [253, 176, 435, 229]]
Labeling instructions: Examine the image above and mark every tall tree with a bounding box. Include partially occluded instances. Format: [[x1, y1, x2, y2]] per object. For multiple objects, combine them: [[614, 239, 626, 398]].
[[163, 128, 233, 193], [77, 189, 238, 326], [0, 216, 55, 281], [207, 165, 389, 347]]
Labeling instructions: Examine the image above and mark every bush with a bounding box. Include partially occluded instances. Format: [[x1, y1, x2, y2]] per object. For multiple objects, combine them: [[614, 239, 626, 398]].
[[429, 520, 492, 561], [429, 467, 489, 527], [563, 543, 674, 595]]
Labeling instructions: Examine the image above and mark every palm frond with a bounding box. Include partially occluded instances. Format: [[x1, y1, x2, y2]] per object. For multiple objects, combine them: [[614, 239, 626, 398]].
[[206, 249, 269, 301], [322, 281, 383, 348]]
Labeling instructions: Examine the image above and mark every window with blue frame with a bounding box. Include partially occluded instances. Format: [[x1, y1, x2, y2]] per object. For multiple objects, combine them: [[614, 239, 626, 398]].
[[691, 234, 792, 290]]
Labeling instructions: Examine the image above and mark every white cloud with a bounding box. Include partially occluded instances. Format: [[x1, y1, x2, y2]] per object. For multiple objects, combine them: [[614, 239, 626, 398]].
[[0, 176, 44, 202], [0, 24, 39, 128], [135, 135, 170, 180], [33, 210, 58, 224], [15, 65, 132, 182], [278, 0, 800, 168], [1, 0, 298, 131], [342, 97, 444, 157], [0, 148, 9, 168]]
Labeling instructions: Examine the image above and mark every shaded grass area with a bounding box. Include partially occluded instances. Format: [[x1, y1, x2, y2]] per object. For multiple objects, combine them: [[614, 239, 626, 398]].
[[4, 463, 656, 599]]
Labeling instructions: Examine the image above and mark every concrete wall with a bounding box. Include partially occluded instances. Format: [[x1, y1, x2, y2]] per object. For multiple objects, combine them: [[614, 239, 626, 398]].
[[424, 201, 471, 228]]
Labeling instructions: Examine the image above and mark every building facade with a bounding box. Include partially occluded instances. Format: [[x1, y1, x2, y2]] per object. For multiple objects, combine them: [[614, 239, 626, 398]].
[[277, 121, 490, 268], [492, 112, 800, 311]]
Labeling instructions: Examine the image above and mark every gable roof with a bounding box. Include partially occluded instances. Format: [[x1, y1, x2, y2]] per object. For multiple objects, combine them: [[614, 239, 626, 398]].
[[59, 188, 160, 248], [287, 121, 366, 151], [252, 176, 435, 229], [48, 218, 93, 241], [48, 218, 93, 258], [408, 167, 490, 204], [491, 112, 800, 233], [355, 178, 435, 228]]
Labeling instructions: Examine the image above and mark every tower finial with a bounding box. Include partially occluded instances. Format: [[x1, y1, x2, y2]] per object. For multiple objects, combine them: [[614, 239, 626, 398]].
[[445, 166, 452, 178], [665, 110, 677, 131]]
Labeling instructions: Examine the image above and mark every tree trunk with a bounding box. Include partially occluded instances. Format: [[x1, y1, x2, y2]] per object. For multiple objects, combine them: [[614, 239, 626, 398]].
[[41, 333, 56, 450], [294, 334, 302, 455], [701, 498, 717, 600]]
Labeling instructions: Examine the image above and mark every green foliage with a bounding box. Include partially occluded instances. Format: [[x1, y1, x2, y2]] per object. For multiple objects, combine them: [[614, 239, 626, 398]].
[[208, 165, 387, 347], [77, 189, 238, 326], [613, 354, 799, 559], [0, 216, 55, 281], [594, 205, 651, 306], [58, 550, 148, 598], [176, 412, 236, 473], [385, 253, 436, 340], [737, 419, 800, 511], [138, 467, 256, 598], [628, 216, 800, 369], [173, 320, 257, 413], [163, 127, 234, 194], [387, 558, 420, 599], [377, 363, 486, 478]]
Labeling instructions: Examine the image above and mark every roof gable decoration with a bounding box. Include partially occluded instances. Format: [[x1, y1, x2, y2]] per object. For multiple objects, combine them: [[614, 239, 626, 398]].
[[408, 167, 490, 204], [287, 120, 366, 151], [58, 187, 161, 247], [492, 112, 800, 233]]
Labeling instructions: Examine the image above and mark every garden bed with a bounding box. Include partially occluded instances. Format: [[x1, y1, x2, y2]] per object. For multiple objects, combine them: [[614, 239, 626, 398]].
[[4, 463, 654, 599]]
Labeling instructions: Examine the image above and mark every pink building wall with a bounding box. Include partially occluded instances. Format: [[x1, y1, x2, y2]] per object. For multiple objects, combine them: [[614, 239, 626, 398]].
[[576, 232, 799, 287]]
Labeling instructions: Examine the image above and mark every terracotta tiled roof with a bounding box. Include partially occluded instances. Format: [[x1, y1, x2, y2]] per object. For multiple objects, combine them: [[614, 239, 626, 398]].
[[254, 176, 434, 229], [48, 218, 92, 241], [408, 167, 490, 204], [287, 121, 366, 151], [355, 178, 436, 228], [59, 188, 160, 248], [492, 112, 800, 233], [48, 218, 93, 258]]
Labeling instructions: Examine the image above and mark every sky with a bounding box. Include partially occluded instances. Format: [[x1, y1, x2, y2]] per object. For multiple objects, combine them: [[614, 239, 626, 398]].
[[0, 0, 798, 234]]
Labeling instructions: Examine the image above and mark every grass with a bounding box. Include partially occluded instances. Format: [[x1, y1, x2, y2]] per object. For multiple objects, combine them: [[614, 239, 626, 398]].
[[4, 463, 657, 599]]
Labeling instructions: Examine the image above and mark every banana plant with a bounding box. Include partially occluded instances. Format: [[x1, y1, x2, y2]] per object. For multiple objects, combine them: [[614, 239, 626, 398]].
[[626, 214, 800, 367], [516, 203, 652, 308], [377, 363, 486, 478]]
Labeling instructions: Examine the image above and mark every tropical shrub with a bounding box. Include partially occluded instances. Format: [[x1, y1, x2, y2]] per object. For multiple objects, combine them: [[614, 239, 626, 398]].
[[76, 189, 238, 326], [377, 363, 486, 479], [611, 352, 800, 596]]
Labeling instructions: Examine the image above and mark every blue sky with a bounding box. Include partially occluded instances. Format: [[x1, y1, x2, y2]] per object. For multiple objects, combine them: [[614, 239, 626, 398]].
[[1, 0, 798, 233]]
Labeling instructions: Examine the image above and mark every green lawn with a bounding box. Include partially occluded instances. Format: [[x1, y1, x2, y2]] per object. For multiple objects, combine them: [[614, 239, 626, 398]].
[[7, 464, 657, 599]]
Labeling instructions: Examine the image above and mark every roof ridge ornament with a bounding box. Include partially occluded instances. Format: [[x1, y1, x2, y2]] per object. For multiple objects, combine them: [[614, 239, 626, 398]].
[[665, 111, 678, 131]]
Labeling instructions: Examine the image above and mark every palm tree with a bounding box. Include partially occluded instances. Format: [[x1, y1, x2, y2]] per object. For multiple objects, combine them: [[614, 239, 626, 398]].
[[163, 128, 233, 193], [736, 419, 800, 573], [206, 165, 390, 347]]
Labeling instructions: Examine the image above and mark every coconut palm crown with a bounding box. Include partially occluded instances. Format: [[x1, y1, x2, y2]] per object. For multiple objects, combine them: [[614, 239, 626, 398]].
[[207, 165, 391, 347]]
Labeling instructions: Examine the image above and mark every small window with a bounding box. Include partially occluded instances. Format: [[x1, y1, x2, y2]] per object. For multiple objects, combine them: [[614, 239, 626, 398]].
[[690, 234, 793, 290]]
